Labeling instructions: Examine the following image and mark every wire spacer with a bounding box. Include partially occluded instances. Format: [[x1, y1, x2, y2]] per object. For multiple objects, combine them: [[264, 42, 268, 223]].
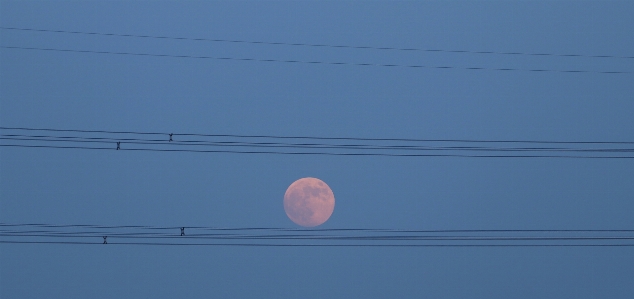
[[169, 133, 173, 142], [181, 227, 185, 236], [103, 236, 108, 244], [116, 142, 120, 150]]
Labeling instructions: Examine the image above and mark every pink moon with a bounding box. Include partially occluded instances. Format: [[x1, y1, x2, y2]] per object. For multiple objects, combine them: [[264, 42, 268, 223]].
[[284, 177, 335, 227]]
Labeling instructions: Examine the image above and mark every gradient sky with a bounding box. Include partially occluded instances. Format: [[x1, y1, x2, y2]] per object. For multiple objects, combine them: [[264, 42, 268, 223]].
[[1, 1, 633, 298]]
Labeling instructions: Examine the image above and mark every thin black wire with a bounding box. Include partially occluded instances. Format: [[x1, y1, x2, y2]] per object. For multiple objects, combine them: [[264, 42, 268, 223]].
[[2, 26, 632, 60], [3, 223, 633, 233], [4, 227, 633, 239], [1, 46, 628, 75], [4, 134, 634, 154], [3, 144, 633, 159], [2, 240, 633, 247], [3, 223, 632, 246], [4, 230, 630, 238], [2, 126, 633, 145], [3, 233, 633, 242], [4, 232, 633, 239], [0, 223, 177, 230]]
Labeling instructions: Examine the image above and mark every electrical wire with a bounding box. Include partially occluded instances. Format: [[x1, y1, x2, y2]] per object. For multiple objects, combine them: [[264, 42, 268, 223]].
[[3, 143, 634, 159], [3, 223, 634, 233], [3, 126, 632, 145], [1, 46, 628, 75], [2, 127, 633, 158], [3, 233, 634, 242], [2, 26, 632, 60], [3, 134, 634, 153], [2, 223, 632, 247], [4, 240, 633, 247]]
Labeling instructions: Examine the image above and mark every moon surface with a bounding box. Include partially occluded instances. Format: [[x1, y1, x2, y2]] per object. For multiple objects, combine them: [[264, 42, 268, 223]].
[[284, 177, 335, 227]]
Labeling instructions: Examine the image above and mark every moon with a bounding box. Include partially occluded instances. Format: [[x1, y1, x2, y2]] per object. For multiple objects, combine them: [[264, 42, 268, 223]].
[[284, 177, 335, 227]]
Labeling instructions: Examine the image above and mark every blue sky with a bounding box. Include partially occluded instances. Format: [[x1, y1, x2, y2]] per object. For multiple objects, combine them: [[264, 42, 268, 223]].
[[1, 1, 633, 298]]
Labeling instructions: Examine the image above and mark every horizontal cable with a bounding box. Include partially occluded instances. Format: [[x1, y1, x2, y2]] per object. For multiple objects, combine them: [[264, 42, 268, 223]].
[[3, 233, 633, 242], [2, 127, 633, 145], [3, 129, 633, 158], [3, 240, 634, 247], [3, 223, 633, 233], [4, 134, 633, 154], [3, 223, 632, 246], [3, 144, 633, 159], [2, 26, 632, 60], [1, 46, 629, 75]]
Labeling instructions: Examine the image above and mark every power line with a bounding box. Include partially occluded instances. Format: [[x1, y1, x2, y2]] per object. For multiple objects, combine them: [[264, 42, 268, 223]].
[[2, 26, 632, 60], [3, 144, 633, 159], [3, 126, 633, 145], [4, 240, 633, 247], [3, 134, 633, 153], [3, 223, 632, 247], [2, 127, 633, 158], [3, 223, 633, 233], [1, 45, 628, 75], [3, 233, 633, 242]]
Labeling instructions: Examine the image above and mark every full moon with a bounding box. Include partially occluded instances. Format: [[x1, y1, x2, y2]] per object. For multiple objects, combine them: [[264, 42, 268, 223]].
[[284, 177, 335, 227]]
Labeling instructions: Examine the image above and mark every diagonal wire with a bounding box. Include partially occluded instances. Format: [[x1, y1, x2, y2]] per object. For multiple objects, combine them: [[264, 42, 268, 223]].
[[3, 240, 634, 247], [3, 223, 634, 233], [2, 26, 632, 60], [2, 127, 634, 145], [3, 233, 634, 242], [3, 144, 634, 159], [1, 46, 629, 75], [3, 222, 634, 247], [3, 134, 634, 153]]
